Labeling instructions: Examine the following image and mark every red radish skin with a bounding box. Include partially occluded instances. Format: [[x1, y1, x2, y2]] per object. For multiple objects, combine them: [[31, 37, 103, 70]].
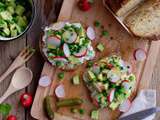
[[119, 99, 131, 112], [134, 48, 147, 61], [74, 48, 87, 58], [63, 43, 71, 57], [122, 81, 130, 91], [52, 56, 68, 63], [55, 84, 65, 98], [107, 89, 115, 102], [20, 93, 33, 108], [107, 63, 114, 69], [92, 98, 99, 107], [87, 26, 96, 40], [78, 0, 91, 11], [7, 115, 17, 120]]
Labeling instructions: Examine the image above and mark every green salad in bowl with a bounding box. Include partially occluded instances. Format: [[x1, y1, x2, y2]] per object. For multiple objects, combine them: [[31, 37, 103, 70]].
[[0, 0, 35, 41], [83, 55, 136, 112], [42, 22, 95, 70]]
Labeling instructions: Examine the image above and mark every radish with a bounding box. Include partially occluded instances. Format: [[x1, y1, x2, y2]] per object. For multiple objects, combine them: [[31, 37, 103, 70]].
[[107, 89, 115, 102], [51, 22, 65, 30], [119, 99, 131, 112], [92, 98, 99, 107], [55, 84, 65, 98], [63, 43, 71, 57], [87, 26, 96, 40], [125, 62, 132, 73], [108, 71, 120, 83], [53, 56, 68, 63], [63, 31, 77, 44], [122, 80, 130, 91], [134, 48, 147, 61], [39, 76, 51, 87], [47, 36, 61, 47], [73, 47, 87, 58], [92, 65, 100, 75]]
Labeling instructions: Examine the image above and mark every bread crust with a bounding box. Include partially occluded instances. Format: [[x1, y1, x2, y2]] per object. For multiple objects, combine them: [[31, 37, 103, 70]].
[[124, 0, 160, 39], [105, 0, 144, 16]]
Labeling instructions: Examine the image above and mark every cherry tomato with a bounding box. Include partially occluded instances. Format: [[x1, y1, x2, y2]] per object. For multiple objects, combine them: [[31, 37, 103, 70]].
[[7, 115, 17, 120], [20, 93, 33, 108]]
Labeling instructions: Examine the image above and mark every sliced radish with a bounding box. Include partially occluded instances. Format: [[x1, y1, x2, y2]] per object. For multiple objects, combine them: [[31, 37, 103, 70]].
[[63, 43, 71, 57], [47, 36, 61, 47], [107, 89, 115, 102], [63, 31, 77, 44], [122, 81, 130, 91], [52, 56, 68, 63], [92, 98, 99, 107], [119, 99, 131, 112], [55, 84, 65, 98], [74, 47, 87, 58], [51, 22, 65, 30], [125, 62, 132, 73], [87, 26, 96, 40], [108, 71, 120, 83], [92, 65, 100, 75], [39, 76, 51, 87], [134, 48, 147, 61]]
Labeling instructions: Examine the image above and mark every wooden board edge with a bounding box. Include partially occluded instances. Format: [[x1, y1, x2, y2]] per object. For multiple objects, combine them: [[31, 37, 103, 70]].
[[31, 0, 76, 119], [139, 40, 160, 90]]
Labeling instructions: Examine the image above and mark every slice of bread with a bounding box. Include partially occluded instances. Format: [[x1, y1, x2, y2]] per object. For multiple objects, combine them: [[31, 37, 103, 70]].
[[105, 0, 144, 17], [124, 0, 160, 38]]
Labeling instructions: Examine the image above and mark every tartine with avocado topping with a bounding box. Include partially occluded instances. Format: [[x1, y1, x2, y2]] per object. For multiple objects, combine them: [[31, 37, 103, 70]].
[[42, 22, 95, 70], [83, 55, 136, 110]]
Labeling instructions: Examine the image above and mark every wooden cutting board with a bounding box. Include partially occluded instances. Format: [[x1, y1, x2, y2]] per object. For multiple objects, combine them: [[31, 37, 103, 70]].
[[31, 0, 160, 120]]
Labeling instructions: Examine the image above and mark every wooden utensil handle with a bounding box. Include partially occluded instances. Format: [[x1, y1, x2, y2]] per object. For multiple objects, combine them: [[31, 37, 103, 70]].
[[0, 61, 20, 83], [0, 85, 15, 103]]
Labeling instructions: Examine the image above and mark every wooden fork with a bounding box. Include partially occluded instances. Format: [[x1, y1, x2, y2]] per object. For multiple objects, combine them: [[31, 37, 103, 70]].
[[0, 46, 35, 83]]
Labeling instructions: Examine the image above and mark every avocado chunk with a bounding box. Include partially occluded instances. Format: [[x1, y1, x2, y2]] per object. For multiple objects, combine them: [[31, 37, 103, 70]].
[[72, 75, 80, 85], [0, 11, 12, 21], [109, 101, 120, 110], [88, 70, 96, 81], [15, 5, 25, 15], [91, 110, 99, 120]]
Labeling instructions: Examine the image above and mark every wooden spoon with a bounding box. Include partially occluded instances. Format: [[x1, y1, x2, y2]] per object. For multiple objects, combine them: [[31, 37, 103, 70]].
[[0, 67, 33, 103]]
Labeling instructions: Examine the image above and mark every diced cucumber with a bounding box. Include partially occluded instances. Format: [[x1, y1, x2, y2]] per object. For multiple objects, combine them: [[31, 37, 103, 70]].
[[96, 43, 105, 52], [72, 75, 80, 85], [91, 110, 99, 120]]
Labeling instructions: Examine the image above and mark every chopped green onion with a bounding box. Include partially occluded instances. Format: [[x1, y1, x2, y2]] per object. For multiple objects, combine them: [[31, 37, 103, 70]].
[[79, 108, 85, 115], [58, 72, 64, 79], [87, 61, 94, 68], [94, 20, 100, 27], [102, 30, 109, 37]]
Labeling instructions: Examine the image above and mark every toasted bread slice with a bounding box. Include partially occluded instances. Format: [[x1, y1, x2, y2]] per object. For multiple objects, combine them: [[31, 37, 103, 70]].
[[124, 0, 160, 38], [105, 0, 144, 17]]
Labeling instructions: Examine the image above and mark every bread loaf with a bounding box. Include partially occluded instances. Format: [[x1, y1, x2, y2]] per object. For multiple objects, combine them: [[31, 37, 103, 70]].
[[124, 0, 160, 38], [105, 0, 144, 16]]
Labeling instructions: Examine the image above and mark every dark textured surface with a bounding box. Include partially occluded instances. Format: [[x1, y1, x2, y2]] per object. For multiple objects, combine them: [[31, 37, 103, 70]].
[[0, 0, 63, 120]]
